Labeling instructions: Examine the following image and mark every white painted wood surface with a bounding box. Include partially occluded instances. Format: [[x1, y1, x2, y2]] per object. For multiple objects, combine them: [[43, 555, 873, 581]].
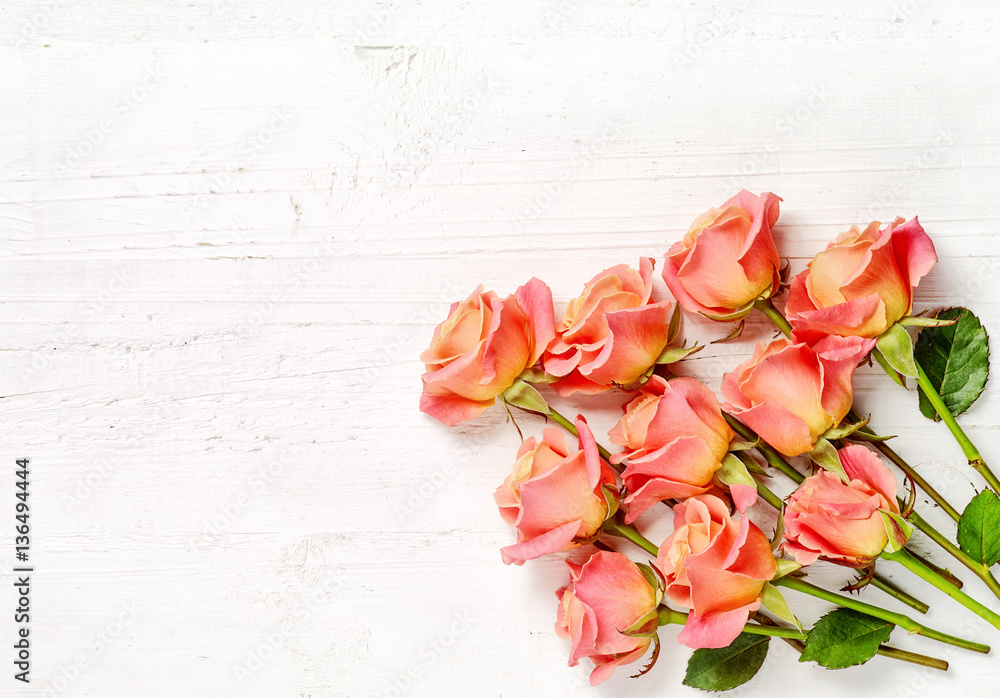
[[2, 1, 1000, 695]]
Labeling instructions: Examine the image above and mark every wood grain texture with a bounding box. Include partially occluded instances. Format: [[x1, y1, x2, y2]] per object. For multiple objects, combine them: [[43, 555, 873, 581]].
[[2, 1, 1000, 695]]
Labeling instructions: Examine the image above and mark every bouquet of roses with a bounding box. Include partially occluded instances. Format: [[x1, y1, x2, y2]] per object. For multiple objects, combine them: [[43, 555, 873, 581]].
[[419, 191, 1000, 690]]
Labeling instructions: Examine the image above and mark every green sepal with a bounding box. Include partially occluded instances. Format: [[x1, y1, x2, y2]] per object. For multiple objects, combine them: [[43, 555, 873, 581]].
[[760, 582, 802, 633], [772, 558, 802, 580], [879, 510, 914, 554], [728, 436, 761, 453], [769, 504, 785, 552], [735, 450, 767, 475], [654, 342, 702, 365], [668, 302, 683, 344], [601, 483, 621, 521], [635, 562, 665, 606], [712, 320, 746, 344], [822, 414, 871, 440], [619, 606, 660, 639], [714, 453, 757, 491], [876, 323, 918, 378], [502, 379, 551, 415], [516, 366, 560, 384], [898, 315, 959, 328], [871, 346, 907, 387], [698, 299, 755, 322], [808, 437, 848, 483]]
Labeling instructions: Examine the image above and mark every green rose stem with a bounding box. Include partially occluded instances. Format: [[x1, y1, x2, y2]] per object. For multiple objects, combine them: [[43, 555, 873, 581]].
[[604, 517, 943, 639], [846, 408, 961, 524], [906, 509, 1000, 602], [602, 516, 660, 557], [729, 405, 970, 594], [772, 576, 991, 654], [723, 413, 804, 483], [880, 547, 1000, 631], [657, 607, 949, 671], [754, 297, 794, 336], [753, 477, 930, 614], [914, 363, 1000, 494]]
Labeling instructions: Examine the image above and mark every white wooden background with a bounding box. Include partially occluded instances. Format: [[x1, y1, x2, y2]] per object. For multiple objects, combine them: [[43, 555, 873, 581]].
[[2, 1, 1000, 696]]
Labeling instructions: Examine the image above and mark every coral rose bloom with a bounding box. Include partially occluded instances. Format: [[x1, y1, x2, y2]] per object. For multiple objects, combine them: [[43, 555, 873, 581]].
[[543, 258, 672, 396], [784, 445, 903, 568], [787, 216, 938, 345], [494, 417, 618, 566], [655, 495, 777, 649], [609, 376, 737, 521], [556, 551, 659, 686], [420, 278, 555, 426], [721, 335, 872, 457], [662, 190, 782, 319]]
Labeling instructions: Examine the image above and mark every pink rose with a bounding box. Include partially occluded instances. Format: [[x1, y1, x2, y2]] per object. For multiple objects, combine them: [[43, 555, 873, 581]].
[[543, 258, 672, 396], [662, 191, 782, 319], [655, 495, 777, 649], [420, 278, 555, 425], [721, 335, 872, 457], [784, 444, 903, 568], [609, 376, 737, 522], [787, 217, 938, 344], [494, 417, 618, 566], [556, 551, 659, 686]]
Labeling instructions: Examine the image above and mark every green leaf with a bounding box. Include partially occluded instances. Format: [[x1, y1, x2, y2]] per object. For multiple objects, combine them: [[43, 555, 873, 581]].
[[957, 490, 1000, 566], [799, 609, 893, 669], [683, 633, 770, 691], [501, 380, 550, 415], [914, 308, 990, 421], [876, 324, 918, 378]]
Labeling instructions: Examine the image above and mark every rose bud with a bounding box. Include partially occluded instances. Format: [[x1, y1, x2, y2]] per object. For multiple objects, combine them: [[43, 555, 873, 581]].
[[543, 258, 672, 396], [608, 376, 736, 522], [786, 216, 938, 345], [556, 551, 661, 686], [494, 417, 618, 566], [721, 335, 872, 457], [783, 444, 908, 568], [655, 495, 777, 649], [420, 278, 555, 426], [662, 190, 782, 320]]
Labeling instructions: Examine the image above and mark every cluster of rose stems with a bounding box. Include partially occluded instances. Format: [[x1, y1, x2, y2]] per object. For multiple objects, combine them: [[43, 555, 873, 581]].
[[759, 297, 1000, 496], [602, 518, 978, 668], [756, 298, 1000, 601], [546, 404, 994, 665]]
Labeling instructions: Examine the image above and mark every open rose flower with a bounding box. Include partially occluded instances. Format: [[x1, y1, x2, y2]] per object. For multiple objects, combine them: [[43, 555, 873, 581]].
[[543, 258, 672, 396], [556, 551, 660, 686], [784, 444, 907, 568], [655, 495, 777, 649], [662, 191, 782, 320], [608, 376, 739, 521], [787, 217, 938, 345], [420, 278, 555, 426], [494, 417, 618, 565], [721, 335, 872, 457]]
